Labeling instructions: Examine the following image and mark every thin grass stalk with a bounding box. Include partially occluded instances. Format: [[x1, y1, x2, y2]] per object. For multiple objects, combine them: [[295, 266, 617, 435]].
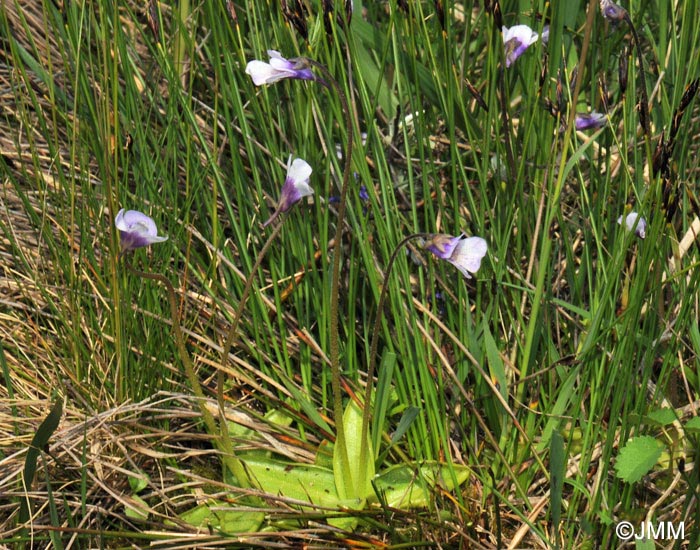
[[518, 0, 598, 401]]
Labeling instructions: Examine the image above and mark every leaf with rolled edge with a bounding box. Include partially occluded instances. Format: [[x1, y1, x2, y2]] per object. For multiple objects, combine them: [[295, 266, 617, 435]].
[[369, 462, 470, 508], [178, 500, 264, 533], [19, 398, 63, 525], [334, 400, 375, 501]]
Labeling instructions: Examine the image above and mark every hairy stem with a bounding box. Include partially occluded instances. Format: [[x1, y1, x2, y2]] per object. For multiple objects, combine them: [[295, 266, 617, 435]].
[[124, 257, 250, 487], [360, 233, 427, 473], [215, 217, 285, 485], [306, 58, 355, 493]]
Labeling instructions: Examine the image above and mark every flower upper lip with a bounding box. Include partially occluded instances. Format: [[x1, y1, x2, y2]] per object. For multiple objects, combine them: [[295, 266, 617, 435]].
[[263, 157, 314, 228], [245, 50, 315, 86], [425, 233, 488, 279], [617, 212, 647, 239], [502, 24, 539, 67]]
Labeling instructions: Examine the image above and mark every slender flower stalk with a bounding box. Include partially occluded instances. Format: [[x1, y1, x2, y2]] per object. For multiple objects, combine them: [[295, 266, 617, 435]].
[[245, 51, 355, 491], [301, 57, 355, 495], [217, 219, 285, 403], [361, 234, 420, 473], [361, 232, 488, 478], [599, 0, 650, 138], [115, 211, 249, 487], [123, 258, 250, 486], [217, 157, 313, 483]]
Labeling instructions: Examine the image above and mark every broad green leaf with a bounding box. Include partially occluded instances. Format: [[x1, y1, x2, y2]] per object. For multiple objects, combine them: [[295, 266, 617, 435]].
[[635, 538, 656, 550], [644, 408, 677, 426], [550, 431, 566, 532], [370, 463, 470, 509], [243, 455, 360, 509], [350, 18, 398, 116], [281, 378, 332, 434], [124, 495, 150, 522], [483, 323, 507, 400], [128, 472, 149, 494], [372, 351, 397, 458], [19, 398, 63, 525], [390, 406, 420, 446], [537, 369, 578, 452], [244, 455, 362, 530], [353, 38, 397, 117], [614, 436, 664, 483]]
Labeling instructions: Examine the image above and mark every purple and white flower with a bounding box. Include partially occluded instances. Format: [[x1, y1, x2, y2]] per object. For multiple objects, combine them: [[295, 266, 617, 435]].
[[115, 209, 168, 252], [617, 211, 646, 239], [245, 50, 314, 86], [263, 157, 314, 227], [600, 0, 627, 22], [424, 233, 488, 279], [502, 25, 539, 68], [575, 111, 607, 131]]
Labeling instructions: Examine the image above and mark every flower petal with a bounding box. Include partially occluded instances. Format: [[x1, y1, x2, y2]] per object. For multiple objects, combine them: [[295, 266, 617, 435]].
[[449, 237, 488, 278], [617, 212, 647, 239], [575, 111, 607, 131], [246, 51, 314, 86], [263, 157, 314, 226], [502, 25, 538, 67], [425, 234, 461, 259], [288, 157, 313, 185], [245, 60, 290, 85]]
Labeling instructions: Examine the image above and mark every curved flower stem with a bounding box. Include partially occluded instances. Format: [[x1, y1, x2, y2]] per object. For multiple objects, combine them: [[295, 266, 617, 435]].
[[304, 58, 354, 491], [215, 216, 285, 485], [621, 12, 654, 175], [123, 257, 250, 487], [360, 233, 428, 472], [497, 66, 517, 184], [219, 217, 285, 373]]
